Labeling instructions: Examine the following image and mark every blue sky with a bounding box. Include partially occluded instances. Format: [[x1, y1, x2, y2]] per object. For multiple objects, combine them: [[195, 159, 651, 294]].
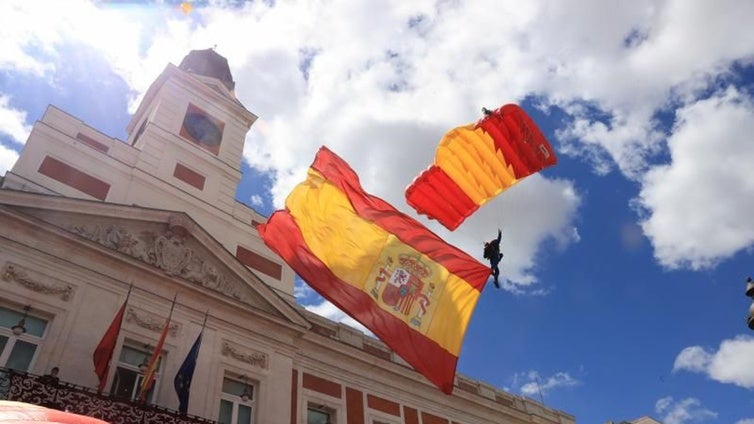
[[2, 1, 754, 423]]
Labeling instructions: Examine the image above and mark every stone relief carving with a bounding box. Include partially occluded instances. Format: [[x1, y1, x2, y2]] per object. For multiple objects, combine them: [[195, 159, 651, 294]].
[[221, 341, 268, 369], [125, 307, 180, 337], [69, 222, 251, 304], [2, 262, 74, 301]]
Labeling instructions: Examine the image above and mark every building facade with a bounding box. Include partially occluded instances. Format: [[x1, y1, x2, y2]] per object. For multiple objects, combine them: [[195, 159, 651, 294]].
[[0, 49, 574, 424]]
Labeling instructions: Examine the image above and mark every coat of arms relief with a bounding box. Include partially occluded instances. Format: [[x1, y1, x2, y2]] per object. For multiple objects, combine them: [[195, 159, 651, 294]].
[[67, 218, 255, 306]]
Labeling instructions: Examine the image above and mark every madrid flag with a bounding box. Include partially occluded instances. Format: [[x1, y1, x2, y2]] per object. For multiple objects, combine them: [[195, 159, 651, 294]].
[[258, 147, 490, 394]]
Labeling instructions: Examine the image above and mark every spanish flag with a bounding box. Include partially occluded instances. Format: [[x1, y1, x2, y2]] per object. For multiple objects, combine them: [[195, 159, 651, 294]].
[[258, 147, 490, 394]]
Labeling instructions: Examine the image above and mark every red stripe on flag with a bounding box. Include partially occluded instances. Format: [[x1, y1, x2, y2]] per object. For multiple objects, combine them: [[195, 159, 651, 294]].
[[310, 147, 489, 292], [259, 210, 459, 394], [405, 165, 479, 231]]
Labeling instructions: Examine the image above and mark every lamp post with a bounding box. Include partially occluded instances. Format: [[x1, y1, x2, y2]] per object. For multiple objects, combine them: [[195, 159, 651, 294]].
[[11, 306, 31, 336], [240, 375, 252, 402], [745, 276, 754, 330]]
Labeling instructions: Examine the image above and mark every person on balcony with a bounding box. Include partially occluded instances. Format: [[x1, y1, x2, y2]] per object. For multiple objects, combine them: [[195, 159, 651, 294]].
[[39, 367, 59, 386]]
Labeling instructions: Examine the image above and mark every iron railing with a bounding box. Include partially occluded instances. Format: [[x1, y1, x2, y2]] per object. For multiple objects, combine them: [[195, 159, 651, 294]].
[[0, 368, 216, 424]]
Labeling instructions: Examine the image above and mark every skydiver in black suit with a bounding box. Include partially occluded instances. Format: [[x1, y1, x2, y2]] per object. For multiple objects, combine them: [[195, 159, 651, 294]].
[[483, 229, 504, 288]]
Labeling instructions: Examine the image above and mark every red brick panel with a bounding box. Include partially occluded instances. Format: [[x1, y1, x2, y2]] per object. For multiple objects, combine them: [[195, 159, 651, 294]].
[[366, 394, 400, 416], [235, 245, 282, 279], [363, 343, 392, 361], [302, 373, 341, 399], [403, 407, 419, 424], [173, 163, 206, 190], [38, 156, 110, 201], [290, 370, 298, 424], [421, 411, 449, 424], [346, 388, 364, 424], [76, 133, 109, 153]]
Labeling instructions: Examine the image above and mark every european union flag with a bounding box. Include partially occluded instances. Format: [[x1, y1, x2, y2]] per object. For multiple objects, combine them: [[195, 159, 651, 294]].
[[174, 332, 203, 414]]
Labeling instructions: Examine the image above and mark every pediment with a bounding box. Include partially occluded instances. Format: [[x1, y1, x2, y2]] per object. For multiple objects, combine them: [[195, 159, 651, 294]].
[[0, 190, 307, 328]]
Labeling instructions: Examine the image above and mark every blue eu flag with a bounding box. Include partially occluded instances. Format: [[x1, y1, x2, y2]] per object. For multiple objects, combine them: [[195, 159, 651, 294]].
[[174, 332, 203, 414]]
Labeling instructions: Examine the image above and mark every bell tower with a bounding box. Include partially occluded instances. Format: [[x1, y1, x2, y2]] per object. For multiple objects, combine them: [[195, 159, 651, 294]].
[[125, 49, 257, 212]]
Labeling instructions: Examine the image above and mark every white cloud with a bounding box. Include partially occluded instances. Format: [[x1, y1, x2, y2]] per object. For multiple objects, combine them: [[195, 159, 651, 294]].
[[249, 194, 264, 208], [673, 335, 754, 389], [673, 346, 711, 374], [638, 87, 754, 269], [0, 144, 19, 175], [3, 0, 754, 280], [0, 95, 31, 146], [303, 300, 371, 336], [655, 397, 717, 424], [513, 370, 580, 397], [736, 419, 754, 424]]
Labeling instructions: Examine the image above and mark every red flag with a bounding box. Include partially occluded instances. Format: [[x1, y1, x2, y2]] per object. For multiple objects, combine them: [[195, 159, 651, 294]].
[[138, 296, 176, 402], [92, 295, 128, 393]]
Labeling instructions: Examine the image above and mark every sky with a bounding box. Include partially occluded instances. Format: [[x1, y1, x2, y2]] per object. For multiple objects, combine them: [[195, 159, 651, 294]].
[[1, 1, 754, 423]]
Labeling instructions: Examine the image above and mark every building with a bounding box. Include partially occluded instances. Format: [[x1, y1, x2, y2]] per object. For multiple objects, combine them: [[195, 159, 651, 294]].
[[0, 49, 575, 424]]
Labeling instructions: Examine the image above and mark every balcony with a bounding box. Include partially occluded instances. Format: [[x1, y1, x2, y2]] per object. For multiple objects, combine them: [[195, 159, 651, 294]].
[[0, 367, 216, 424]]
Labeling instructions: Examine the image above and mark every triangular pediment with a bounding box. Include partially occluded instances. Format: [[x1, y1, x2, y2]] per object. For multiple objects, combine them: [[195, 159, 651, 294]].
[[0, 189, 308, 329]]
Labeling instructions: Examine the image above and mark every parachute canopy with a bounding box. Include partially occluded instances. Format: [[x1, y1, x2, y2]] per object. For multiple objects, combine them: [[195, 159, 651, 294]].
[[405, 104, 557, 230]]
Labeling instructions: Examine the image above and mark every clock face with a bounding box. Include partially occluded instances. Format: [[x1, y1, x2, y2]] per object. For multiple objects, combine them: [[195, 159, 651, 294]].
[[180, 103, 224, 155]]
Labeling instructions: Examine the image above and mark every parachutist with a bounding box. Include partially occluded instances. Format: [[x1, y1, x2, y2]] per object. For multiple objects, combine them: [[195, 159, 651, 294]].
[[483, 229, 504, 288], [482, 107, 493, 116]]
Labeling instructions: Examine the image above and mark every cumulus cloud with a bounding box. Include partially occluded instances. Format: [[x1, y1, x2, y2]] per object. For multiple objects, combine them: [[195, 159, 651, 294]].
[[0, 144, 19, 175], [3, 0, 754, 282], [513, 370, 580, 397], [638, 88, 754, 269], [655, 397, 717, 424], [673, 335, 754, 389], [736, 419, 754, 424], [249, 194, 264, 208], [303, 300, 371, 336], [0, 95, 32, 146]]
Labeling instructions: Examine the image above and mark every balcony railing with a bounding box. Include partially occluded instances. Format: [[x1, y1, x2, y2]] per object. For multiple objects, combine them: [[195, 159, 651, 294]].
[[0, 368, 216, 424]]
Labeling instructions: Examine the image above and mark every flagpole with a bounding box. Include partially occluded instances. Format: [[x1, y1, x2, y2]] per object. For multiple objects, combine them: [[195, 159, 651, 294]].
[[200, 309, 209, 330]]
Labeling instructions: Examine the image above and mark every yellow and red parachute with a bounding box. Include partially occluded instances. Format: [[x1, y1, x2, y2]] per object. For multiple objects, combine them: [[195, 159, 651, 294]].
[[405, 104, 557, 230]]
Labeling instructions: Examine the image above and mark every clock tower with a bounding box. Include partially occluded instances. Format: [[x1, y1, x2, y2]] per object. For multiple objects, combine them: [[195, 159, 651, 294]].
[[126, 48, 256, 205]]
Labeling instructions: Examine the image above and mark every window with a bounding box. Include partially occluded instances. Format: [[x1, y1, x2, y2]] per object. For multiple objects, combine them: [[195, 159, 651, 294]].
[[0, 306, 48, 372], [110, 344, 162, 402], [308, 404, 335, 424], [218, 376, 255, 424]]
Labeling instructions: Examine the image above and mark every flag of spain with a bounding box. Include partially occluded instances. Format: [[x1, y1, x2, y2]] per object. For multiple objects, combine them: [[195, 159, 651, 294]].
[[258, 146, 490, 394]]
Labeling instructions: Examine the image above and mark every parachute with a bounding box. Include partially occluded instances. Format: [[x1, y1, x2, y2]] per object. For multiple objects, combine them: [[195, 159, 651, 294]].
[[405, 104, 557, 230]]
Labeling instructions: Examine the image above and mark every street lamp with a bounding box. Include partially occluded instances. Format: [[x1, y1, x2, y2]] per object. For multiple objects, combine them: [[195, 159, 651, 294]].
[[139, 344, 151, 373], [745, 276, 754, 330], [240, 375, 252, 402], [11, 306, 31, 336]]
